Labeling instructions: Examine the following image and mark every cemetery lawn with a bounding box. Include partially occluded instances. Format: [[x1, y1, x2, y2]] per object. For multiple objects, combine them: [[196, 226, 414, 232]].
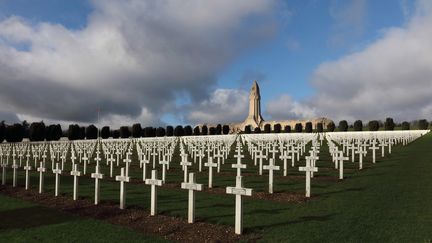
[[0, 133, 431, 242], [0, 194, 167, 242]]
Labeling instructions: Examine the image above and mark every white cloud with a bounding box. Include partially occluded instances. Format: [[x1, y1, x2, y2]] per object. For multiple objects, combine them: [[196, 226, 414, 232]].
[[0, 0, 276, 126], [266, 94, 317, 120], [186, 88, 248, 125], [310, 0, 432, 122]]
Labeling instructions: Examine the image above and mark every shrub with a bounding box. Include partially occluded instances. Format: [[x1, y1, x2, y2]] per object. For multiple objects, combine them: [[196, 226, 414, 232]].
[[29, 122, 46, 141], [46, 124, 62, 141], [368, 120, 379, 131], [338, 120, 348, 132], [112, 129, 120, 138], [132, 123, 142, 138], [264, 124, 271, 133], [166, 126, 174, 136], [354, 120, 363, 131], [284, 125, 291, 133], [244, 125, 252, 134], [216, 124, 222, 135], [316, 123, 323, 133], [274, 124, 281, 133], [401, 121, 410, 130], [305, 122, 313, 133], [156, 127, 166, 137], [418, 119, 429, 130], [86, 125, 98, 139], [120, 126, 131, 138], [254, 127, 261, 133], [68, 124, 80, 140], [209, 127, 216, 135], [294, 123, 302, 133], [193, 126, 200, 136], [326, 122, 335, 132], [201, 125, 208, 135], [174, 125, 184, 136], [101, 126, 110, 139], [222, 125, 230, 134], [144, 127, 155, 137], [0, 121, 5, 143], [79, 127, 86, 140], [5, 123, 24, 142], [184, 125, 193, 136], [384, 117, 395, 131]]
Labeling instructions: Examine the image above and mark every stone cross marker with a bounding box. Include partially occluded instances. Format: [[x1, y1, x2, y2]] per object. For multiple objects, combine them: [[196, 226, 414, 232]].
[[204, 157, 218, 188], [180, 158, 192, 183], [115, 167, 130, 209], [263, 158, 280, 194], [53, 163, 62, 196], [355, 146, 367, 170], [145, 170, 163, 216], [298, 156, 318, 197], [226, 176, 253, 235], [70, 164, 81, 201], [256, 151, 266, 175], [370, 140, 378, 163], [232, 150, 246, 177], [279, 151, 291, 176], [91, 164, 104, 205], [37, 162, 46, 194], [159, 156, 169, 182], [1, 161, 6, 186], [107, 153, 115, 177], [336, 151, 348, 180], [24, 159, 32, 190], [181, 172, 203, 223], [12, 159, 19, 187]]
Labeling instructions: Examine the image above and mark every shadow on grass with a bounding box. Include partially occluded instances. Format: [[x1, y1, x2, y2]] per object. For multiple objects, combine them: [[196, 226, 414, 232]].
[[0, 206, 77, 231], [246, 213, 337, 233]]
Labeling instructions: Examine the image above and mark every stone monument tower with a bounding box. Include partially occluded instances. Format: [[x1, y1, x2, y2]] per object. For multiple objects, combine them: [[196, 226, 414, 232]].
[[244, 80, 264, 128]]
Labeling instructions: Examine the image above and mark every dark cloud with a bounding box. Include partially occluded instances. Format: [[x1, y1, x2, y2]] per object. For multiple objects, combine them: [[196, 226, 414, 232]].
[[0, 0, 276, 127]]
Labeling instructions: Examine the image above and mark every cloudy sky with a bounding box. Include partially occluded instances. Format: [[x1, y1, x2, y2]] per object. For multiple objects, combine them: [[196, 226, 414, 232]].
[[0, 0, 431, 128]]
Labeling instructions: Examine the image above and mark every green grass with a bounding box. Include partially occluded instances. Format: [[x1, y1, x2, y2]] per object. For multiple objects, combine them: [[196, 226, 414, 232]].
[[1, 133, 432, 242], [0, 194, 167, 242]]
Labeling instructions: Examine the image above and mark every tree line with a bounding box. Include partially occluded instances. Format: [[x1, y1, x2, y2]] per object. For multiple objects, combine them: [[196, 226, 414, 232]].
[[0, 118, 430, 143], [243, 118, 431, 134]]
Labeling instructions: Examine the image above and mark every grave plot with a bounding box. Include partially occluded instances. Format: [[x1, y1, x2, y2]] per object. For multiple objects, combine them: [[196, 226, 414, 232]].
[[0, 130, 430, 241]]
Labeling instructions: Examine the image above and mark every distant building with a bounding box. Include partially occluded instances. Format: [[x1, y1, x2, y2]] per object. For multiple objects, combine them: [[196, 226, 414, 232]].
[[200, 81, 333, 133]]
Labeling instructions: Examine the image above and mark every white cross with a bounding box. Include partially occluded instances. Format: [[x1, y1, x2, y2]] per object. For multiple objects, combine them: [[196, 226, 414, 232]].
[[24, 160, 32, 190], [37, 162, 46, 194], [123, 153, 132, 177], [1, 161, 7, 183], [369, 140, 379, 163], [232, 151, 246, 177], [145, 170, 163, 216], [298, 156, 318, 197], [279, 151, 291, 176], [336, 151, 348, 180], [263, 158, 280, 194], [140, 157, 149, 181], [70, 164, 81, 201], [115, 167, 130, 209], [204, 157, 218, 188], [226, 176, 253, 235], [151, 150, 158, 169], [355, 146, 367, 170], [91, 164, 104, 205], [180, 157, 192, 183], [181, 173, 203, 223], [159, 156, 169, 182], [11, 159, 19, 187], [53, 163, 62, 196], [256, 151, 266, 176], [196, 150, 205, 172]]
